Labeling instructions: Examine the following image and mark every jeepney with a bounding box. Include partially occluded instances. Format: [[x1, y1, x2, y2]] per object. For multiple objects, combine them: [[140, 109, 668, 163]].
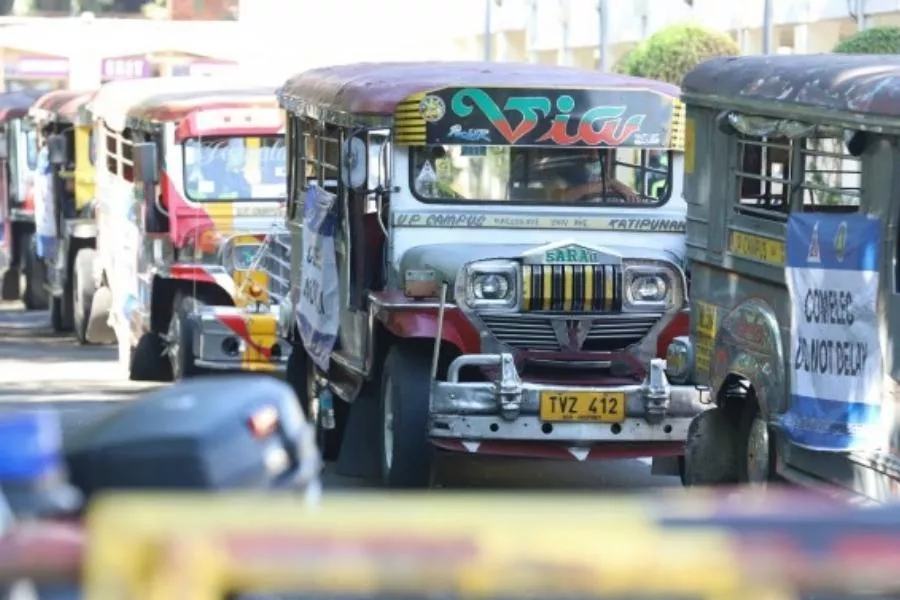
[[276, 62, 703, 486], [678, 54, 900, 501], [81, 492, 900, 600], [84, 76, 290, 382], [0, 90, 44, 309], [27, 89, 98, 338]]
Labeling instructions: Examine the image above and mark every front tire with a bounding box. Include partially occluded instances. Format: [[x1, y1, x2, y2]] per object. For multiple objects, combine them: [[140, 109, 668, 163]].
[[286, 345, 346, 461], [167, 294, 202, 381], [21, 234, 48, 311], [682, 406, 739, 486], [736, 397, 777, 485], [72, 248, 96, 345], [129, 332, 171, 382], [379, 344, 434, 488]]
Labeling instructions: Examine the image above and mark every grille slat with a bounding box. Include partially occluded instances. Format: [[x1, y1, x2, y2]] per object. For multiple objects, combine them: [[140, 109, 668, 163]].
[[481, 314, 660, 353], [521, 264, 622, 312]]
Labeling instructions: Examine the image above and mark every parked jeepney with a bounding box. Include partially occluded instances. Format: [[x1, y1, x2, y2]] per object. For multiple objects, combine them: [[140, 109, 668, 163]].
[[275, 62, 703, 486], [0, 90, 44, 308], [678, 54, 900, 500], [84, 77, 290, 382], [27, 89, 98, 338], [81, 491, 900, 600]]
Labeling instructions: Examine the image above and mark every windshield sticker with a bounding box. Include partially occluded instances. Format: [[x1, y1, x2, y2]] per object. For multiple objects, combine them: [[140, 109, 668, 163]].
[[398, 87, 679, 149], [448, 124, 491, 143], [416, 161, 437, 184], [782, 214, 883, 452], [392, 211, 685, 232]]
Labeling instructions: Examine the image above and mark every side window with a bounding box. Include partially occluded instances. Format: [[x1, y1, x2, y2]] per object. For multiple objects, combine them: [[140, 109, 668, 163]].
[[736, 134, 792, 216], [800, 135, 861, 211], [104, 124, 117, 175], [614, 149, 671, 200], [122, 128, 134, 183], [734, 129, 861, 221]]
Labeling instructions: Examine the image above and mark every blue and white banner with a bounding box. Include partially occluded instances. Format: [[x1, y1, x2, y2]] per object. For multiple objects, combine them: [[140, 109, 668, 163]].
[[297, 185, 340, 372], [782, 213, 884, 451]]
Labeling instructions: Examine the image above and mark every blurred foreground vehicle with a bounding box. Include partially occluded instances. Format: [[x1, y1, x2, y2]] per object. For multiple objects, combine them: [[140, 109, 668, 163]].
[[275, 61, 704, 488], [678, 54, 900, 501], [0, 375, 321, 598], [83, 77, 290, 381], [27, 90, 98, 339], [0, 90, 45, 309], [72, 489, 900, 600]]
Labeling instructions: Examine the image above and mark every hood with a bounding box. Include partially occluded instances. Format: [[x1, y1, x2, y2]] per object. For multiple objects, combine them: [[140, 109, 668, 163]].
[[400, 240, 686, 286]]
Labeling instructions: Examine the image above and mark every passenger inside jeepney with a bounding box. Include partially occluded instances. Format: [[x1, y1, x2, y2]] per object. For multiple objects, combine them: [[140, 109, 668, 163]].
[[412, 145, 644, 204], [536, 147, 638, 203]]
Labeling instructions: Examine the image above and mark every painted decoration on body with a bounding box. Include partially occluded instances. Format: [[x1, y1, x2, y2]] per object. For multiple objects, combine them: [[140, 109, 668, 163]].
[[296, 186, 339, 371], [397, 87, 677, 148], [782, 214, 884, 451]]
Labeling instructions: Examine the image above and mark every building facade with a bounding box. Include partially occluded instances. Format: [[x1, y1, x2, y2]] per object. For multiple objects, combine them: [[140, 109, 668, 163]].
[[455, 0, 900, 69]]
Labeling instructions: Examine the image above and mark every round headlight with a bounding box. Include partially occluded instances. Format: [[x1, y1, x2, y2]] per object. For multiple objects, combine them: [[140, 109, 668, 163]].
[[473, 273, 510, 300], [665, 336, 694, 383], [629, 274, 668, 303]]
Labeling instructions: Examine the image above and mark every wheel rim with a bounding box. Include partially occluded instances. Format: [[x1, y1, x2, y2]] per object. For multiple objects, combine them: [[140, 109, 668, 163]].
[[746, 417, 771, 484], [383, 375, 395, 470], [167, 314, 181, 379]]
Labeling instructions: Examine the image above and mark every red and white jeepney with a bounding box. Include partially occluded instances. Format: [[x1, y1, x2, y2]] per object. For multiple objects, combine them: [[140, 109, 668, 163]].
[[84, 77, 290, 381]]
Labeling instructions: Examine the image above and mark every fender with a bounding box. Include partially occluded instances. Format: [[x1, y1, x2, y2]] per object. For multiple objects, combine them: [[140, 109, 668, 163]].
[[710, 297, 786, 419], [370, 292, 480, 356]]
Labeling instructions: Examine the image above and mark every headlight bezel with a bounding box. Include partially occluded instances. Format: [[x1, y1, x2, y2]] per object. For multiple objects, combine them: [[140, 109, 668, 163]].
[[455, 259, 519, 311], [621, 259, 684, 313]]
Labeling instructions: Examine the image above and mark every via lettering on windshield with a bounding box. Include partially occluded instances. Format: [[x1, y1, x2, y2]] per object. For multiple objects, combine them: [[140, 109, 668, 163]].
[[442, 87, 648, 147]]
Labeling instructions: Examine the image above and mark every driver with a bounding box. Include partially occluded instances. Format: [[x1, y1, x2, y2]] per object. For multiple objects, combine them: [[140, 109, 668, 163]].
[[549, 148, 637, 203]]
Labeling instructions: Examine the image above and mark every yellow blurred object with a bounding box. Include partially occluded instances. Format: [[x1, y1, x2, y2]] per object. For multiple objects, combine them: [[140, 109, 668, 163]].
[[82, 492, 800, 600], [247, 283, 263, 298]]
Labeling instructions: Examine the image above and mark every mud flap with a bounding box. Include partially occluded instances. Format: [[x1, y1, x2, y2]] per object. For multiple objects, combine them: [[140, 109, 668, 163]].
[[651, 456, 682, 476], [1, 268, 19, 301], [334, 394, 381, 481], [85, 286, 116, 344]]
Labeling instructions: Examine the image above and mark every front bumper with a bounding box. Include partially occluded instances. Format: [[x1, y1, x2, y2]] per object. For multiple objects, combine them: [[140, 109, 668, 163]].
[[429, 353, 710, 446], [190, 305, 289, 373]]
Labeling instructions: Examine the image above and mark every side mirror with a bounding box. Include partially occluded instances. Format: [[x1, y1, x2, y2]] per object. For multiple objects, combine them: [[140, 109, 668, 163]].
[[48, 134, 67, 166], [340, 135, 367, 190], [133, 142, 158, 185]]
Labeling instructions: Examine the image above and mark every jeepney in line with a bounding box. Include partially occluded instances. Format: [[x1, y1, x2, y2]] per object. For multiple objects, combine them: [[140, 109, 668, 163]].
[[27, 89, 98, 339], [81, 491, 900, 600], [678, 54, 900, 501], [275, 62, 706, 487], [0, 90, 45, 309], [84, 76, 291, 382]]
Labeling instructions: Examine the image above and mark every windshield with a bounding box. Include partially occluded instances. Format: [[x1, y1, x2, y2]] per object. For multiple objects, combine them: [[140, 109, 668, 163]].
[[183, 135, 286, 202], [410, 145, 671, 206], [24, 122, 38, 171]]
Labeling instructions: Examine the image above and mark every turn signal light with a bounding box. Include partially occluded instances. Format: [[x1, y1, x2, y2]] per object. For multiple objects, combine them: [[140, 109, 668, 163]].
[[248, 405, 278, 438], [248, 283, 263, 299]]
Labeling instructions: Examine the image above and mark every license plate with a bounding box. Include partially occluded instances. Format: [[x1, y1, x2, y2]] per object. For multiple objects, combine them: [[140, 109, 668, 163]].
[[539, 391, 626, 423]]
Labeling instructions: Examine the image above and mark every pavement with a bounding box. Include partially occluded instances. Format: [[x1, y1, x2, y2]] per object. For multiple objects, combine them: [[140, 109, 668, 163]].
[[0, 299, 681, 491]]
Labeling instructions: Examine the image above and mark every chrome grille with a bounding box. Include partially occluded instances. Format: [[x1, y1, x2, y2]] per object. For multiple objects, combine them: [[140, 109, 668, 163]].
[[480, 313, 661, 352], [260, 232, 292, 304], [521, 264, 622, 312]]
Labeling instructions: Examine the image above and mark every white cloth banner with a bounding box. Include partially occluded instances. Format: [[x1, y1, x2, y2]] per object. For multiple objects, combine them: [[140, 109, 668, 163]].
[[782, 213, 885, 451], [297, 185, 340, 371]]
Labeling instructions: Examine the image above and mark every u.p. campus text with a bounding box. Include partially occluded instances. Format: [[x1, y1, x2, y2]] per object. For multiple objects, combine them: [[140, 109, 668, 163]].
[[794, 287, 868, 377], [393, 212, 685, 231]]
